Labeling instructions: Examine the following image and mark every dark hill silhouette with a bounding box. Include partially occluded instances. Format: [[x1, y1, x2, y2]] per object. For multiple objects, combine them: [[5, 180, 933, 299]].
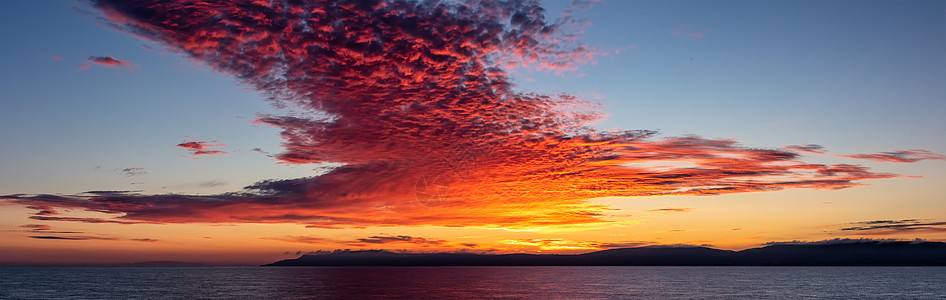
[[577, 246, 737, 266], [735, 241, 946, 266], [264, 241, 946, 266]]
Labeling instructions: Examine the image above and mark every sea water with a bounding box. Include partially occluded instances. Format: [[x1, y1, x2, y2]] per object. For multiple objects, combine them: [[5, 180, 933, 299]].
[[1, 266, 944, 299]]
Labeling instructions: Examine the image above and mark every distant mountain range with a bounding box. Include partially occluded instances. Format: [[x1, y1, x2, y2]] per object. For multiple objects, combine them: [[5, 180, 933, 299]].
[[265, 241, 946, 266]]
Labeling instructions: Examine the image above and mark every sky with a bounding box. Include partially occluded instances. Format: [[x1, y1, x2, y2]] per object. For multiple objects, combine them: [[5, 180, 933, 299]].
[[0, 0, 944, 265]]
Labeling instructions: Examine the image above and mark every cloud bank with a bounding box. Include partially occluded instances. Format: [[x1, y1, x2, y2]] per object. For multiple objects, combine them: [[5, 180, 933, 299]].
[[2, 0, 940, 230]]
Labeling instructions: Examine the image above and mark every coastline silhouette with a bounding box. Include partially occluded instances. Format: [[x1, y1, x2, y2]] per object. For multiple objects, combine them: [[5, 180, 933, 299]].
[[266, 241, 946, 266]]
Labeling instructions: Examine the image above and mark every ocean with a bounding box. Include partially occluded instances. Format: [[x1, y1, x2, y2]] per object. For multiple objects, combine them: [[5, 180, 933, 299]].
[[2, 266, 945, 299]]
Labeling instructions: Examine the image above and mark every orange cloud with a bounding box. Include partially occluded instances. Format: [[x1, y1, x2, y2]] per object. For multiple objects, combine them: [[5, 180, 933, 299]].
[[646, 208, 692, 214]]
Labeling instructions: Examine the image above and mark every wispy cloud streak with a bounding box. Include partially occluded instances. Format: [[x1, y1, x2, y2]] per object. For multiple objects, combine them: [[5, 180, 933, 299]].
[[784, 144, 826, 154], [266, 234, 470, 248], [500, 238, 647, 250], [177, 140, 227, 156], [839, 219, 946, 235], [27, 235, 158, 242], [783, 145, 944, 163], [646, 208, 692, 214], [838, 150, 946, 163]]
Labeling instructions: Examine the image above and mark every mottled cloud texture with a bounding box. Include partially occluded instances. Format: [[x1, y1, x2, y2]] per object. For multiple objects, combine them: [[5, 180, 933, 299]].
[[0, 0, 940, 230]]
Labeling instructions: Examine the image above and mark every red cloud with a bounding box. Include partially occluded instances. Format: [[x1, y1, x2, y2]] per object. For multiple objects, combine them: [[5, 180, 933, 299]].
[[77, 56, 133, 71], [0, 0, 933, 229], [88, 56, 128, 66], [176, 140, 227, 156]]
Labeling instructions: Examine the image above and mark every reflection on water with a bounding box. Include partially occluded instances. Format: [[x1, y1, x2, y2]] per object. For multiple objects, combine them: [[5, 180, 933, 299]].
[[1, 266, 945, 299]]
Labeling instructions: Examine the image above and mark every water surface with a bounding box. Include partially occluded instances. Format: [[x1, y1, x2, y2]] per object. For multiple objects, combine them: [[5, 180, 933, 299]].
[[2, 266, 944, 299]]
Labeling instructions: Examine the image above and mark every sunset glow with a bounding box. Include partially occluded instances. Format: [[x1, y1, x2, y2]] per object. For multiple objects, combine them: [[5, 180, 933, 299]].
[[1, 0, 943, 265]]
